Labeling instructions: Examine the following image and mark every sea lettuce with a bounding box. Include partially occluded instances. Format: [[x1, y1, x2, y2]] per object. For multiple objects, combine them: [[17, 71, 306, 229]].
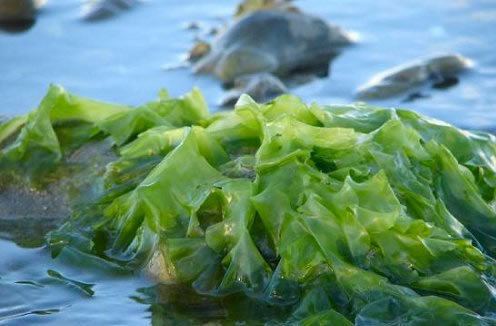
[[0, 85, 129, 176], [2, 86, 496, 324]]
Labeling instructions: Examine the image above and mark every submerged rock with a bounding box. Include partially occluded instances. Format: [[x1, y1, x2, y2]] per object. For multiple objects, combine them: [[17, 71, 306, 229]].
[[0, 138, 116, 248], [221, 73, 287, 107], [81, 0, 138, 21], [149, 284, 228, 323], [356, 54, 472, 100], [0, 179, 70, 247], [194, 10, 353, 83]]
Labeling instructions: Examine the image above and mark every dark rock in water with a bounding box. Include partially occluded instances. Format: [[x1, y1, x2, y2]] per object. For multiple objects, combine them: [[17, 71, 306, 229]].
[[208, 26, 220, 36], [356, 54, 472, 100], [194, 10, 353, 83], [221, 73, 287, 107], [0, 0, 44, 33], [402, 92, 431, 103], [81, 0, 138, 21], [0, 138, 116, 248], [432, 76, 459, 89], [0, 19, 35, 33], [184, 21, 200, 31]]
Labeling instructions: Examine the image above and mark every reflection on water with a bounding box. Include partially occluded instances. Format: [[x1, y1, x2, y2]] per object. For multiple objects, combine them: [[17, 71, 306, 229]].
[[132, 283, 295, 324]]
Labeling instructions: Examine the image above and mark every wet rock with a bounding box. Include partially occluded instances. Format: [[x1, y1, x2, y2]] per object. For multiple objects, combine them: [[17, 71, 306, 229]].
[[194, 10, 353, 83], [402, 92, 430, 103], [235, 0, 296, 17], [0, 0, 45, 33], [221, 73, 287, 107], [0, 0, 35, 22], [0, 179, 70, 248], [81, 0, 138, 21], [66, 136, 117, 168], [208, 26, 220, 36], [0, 138, 116, 248], [356, 54, 472, 100], [187, 40, 211, 62], [184, 21, 200, 31], [432, 76, 459, 89]]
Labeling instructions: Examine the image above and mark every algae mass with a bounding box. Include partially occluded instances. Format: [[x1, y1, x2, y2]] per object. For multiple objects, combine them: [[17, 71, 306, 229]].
[[1, 85, 496, 324]]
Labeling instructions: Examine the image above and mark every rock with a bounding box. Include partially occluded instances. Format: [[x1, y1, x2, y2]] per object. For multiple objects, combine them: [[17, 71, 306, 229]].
[[0, 182, 69, 247], [0, 0, 45, 32], [432, 76, 459, 89], [184, 21, 200, 31], [0, 138, 116, 248], [402, 92, 430, 103], [0, 0, 35, 22], [194, 10, 353, 83], [208, 26, 220, 36], [187, 40, 211, 62], [235, 0, 296, 17], [356, 54, 472, 100], [81, 0, 138, 21], [220, 73, 287, 107]]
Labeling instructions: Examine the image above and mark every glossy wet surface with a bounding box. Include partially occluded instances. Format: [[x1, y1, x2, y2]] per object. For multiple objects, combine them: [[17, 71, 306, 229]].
[[0, 239, 152, 324], [1, 0, 495, 324]]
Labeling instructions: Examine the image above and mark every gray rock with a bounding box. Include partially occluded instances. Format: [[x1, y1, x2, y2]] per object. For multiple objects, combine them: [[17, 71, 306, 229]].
[[194, 10, 353, 83], [81, 0, 138, 21], [356, 54, 472, 100], [0, 138, 116, 248], [0, 180, 70, 248], [221, 73, 287, 107]]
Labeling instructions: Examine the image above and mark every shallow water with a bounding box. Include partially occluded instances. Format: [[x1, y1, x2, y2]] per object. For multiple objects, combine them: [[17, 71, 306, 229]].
[[1, 0, 496, 324], [0, 239, 152, 325]]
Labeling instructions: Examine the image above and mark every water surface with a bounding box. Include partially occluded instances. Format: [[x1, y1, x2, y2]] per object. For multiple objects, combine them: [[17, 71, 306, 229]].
[[0, 239, 151, 324], [1, 0, 495, 127]]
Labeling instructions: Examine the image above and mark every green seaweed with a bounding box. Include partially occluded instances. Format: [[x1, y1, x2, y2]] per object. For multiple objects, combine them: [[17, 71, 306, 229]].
[[2, 85, 496, 324]]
